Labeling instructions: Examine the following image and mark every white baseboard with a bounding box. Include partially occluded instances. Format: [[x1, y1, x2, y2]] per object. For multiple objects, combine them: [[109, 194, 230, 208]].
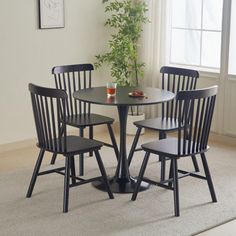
[[209, 132, 236, 146]]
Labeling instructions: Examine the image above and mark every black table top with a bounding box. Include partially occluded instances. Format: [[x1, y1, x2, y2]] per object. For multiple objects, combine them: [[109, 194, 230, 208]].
[[73, 86, 175, 106]]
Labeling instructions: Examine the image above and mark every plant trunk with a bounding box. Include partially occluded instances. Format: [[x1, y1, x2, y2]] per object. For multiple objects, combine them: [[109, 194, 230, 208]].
[[134, 59, 139, 116]]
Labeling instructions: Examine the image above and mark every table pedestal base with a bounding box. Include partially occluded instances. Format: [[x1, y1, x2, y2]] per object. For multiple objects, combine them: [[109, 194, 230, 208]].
[[92, 177, 150, 193]]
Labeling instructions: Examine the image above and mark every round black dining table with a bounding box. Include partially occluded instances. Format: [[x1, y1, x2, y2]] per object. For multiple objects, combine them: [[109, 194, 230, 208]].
[[73, 86, 175, 193]]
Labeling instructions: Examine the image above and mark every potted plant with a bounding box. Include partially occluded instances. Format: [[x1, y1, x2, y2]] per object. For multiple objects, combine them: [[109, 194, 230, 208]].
[[95, 0, 149, 135]]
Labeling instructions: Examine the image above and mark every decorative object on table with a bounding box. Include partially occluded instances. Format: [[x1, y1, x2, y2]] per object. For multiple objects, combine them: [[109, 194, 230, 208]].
[[128, 90, 145, 97], [132, 86, 218, 217], [106, 82, 117, 97], [95, 0, 149, 135], [27, 83, 114, 213], [39, 0, 65, 29]]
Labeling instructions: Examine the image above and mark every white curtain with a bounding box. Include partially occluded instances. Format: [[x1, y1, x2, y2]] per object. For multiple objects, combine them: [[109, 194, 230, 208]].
[[140, 0, 167, 118]]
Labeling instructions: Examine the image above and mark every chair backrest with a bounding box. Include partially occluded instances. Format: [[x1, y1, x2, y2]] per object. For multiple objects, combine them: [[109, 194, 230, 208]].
[[29, 83, 68, 152], [160, 66, 199, 120], [52, 64, 94, 116], [176, 86, 218, 156]]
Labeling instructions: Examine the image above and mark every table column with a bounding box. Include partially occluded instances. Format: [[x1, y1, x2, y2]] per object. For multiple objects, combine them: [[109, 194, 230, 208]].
[[93, 105, 149, 193], [114, 106, 130, 180]]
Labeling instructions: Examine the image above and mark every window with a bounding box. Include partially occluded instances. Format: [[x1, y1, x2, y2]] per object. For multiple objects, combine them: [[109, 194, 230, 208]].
[[229, 0, 236, 75], [169, 0, 223, 70]]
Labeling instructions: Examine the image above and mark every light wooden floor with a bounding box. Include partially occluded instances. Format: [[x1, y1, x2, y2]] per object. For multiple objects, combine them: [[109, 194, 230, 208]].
[[1, 129, 236, 235], [197, 219, 236, 236]]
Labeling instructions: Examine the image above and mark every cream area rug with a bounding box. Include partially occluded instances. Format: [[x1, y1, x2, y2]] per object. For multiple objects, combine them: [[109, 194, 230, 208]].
[[1, 136, 236, 236]]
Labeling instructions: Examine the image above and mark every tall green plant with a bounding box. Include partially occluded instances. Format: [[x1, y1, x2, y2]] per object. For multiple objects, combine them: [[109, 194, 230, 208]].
[[95, 0, 149, 86]]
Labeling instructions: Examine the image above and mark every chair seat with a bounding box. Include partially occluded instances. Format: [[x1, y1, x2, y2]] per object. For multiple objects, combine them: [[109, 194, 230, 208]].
[[141, 137, 209, 158], [66, 113, 114, 127], [134, 117, 180, 132], [38, 136, 103, 155]]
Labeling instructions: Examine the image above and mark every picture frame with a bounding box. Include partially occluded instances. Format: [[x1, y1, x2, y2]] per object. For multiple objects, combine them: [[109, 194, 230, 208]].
[[39, 0, 65, 29]]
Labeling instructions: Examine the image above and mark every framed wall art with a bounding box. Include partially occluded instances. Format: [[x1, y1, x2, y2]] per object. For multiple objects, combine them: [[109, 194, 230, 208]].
[[39, 0, 65, 29]]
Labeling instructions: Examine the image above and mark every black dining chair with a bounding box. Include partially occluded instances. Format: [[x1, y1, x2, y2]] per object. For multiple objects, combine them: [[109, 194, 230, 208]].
[[50, 64, 119, 176], [132, 86, 218, 217], [26, 83, 114, 213], [128, 66, 200, 181]]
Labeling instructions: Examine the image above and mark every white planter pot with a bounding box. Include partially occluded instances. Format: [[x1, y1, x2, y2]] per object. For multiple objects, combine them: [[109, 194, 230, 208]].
[[127, 113, 145, 135]]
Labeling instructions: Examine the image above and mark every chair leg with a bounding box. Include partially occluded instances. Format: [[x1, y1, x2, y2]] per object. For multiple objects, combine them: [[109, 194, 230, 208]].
[[63, 156, 71, 213], [89, 126, 93, 157], [50, 126, 64, 165], [131, 152, 150, 201], [50, 153, 57, 165], [107, 124, 119, 161], [200, 153, 217, 202], [128, 127, 142, 166], [159, 131, 167, 180], [26, 149, 45, 198], [160, 157, 166, 182], [168, 160, 173, 187], [191, 155, 200, 172], [186, 127, 200, 172], [158, 131, 167, 162], [79, 127, 85, 176], [94, 150, 114, 199], [70, 156, 76, 185], [172, 158, 180, 217]]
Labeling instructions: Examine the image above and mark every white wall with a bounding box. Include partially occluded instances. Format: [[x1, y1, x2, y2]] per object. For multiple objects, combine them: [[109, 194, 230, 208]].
[[0, 0, 116, 145], [223, 78, 236, 136]]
